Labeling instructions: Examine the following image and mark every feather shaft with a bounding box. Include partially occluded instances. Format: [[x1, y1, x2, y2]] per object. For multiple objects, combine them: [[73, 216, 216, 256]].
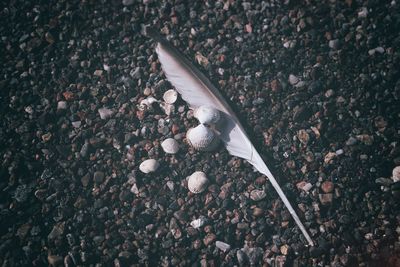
[[146, 27, 314, 246]]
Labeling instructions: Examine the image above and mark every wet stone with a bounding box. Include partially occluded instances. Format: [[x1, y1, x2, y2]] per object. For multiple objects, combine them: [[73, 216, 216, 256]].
[[93, 171, 105, 184]]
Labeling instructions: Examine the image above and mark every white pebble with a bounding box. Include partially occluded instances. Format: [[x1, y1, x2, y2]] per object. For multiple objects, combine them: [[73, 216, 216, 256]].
[[190, 216, 206, 229], [392, 166, 400, 182], [57, 101, 67, 110]]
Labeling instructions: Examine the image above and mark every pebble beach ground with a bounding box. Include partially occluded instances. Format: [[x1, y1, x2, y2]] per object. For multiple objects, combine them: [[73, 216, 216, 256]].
[[1, 0, 400, 266]]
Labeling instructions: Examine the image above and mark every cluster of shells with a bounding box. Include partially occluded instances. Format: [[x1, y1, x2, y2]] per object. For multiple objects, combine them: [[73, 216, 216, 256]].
[[138, 89, 219, 194], [187, 105, 221, 151]]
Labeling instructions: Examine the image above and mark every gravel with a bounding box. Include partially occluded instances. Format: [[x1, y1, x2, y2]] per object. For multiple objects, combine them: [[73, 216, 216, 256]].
[[0, 0, 399, 266]]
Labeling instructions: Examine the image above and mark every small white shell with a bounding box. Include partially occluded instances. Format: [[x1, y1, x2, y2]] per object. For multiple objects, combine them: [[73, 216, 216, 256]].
[[188, 171, 208, 194], [163, 89, 178, 104], [194, 106, 220, 124], [139, 159, 160, 173], [187, 124, 219, 151], [161, 138, 179, 154]]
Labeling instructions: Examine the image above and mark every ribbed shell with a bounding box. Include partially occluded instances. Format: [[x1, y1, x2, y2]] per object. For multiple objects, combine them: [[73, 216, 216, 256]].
[[188, 171, 208, 194], [186, 124, 219, 151], [161, 138, 179, 154], [193, 106, 220, 124]]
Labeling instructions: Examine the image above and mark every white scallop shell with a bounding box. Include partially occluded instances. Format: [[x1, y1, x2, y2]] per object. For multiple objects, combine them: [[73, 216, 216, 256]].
[[193, 106, 220, 124], [186, 124, 219, 151], [163, 89, 178, 104], [188, 171, 208, 194], [161, 138, 179, 154], [139, 159, 160, 173]]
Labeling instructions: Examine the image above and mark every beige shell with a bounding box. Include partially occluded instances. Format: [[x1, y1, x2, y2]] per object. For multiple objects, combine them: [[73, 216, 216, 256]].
[[193, 106, 220, 125], [139, 159, 160, 173], [187, 124, 219, 151], [163, 89, 178, 104], [188, 171, 208, 194], [161, 138, 179, 154]]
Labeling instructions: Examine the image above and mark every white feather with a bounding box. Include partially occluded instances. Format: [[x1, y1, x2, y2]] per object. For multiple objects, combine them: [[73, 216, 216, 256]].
[[151, 32, 314, 246]]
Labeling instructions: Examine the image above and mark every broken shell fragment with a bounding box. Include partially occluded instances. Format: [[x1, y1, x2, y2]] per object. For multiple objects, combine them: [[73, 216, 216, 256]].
[[188, 171, 208, 194], [139, 96, 158, 110], [163, 89, 178, 104], [187, 124, 219, 151], [161, 138, 179, 154], [194, 105, 221, 124], [139, 159, 160, 173]]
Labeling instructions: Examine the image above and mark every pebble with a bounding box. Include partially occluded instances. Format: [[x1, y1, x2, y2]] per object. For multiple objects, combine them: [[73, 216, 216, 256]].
[[122, 0, 134, 6], [93, 171, 105, 184], [324, 152, 336, 164], [48, 222, 65, 240], [319, 193, 333, 205], [297, 129, 310, 145], [321, 181, 334, 193], [81, 174, 90, 187], [375, 177, 393, 186], [280, 244, 289, 255], [93, 70, 103, 77], [190, 217, 206, 229], [93, 236, 105, 246], [296, 181, 313, 192], [57, 101, 67, 110], [250, 189, 266, 201], [358, 7, 368, 18], [215, 241, 231, 252], [329, 39, 340, 50], [288, 74, 300, 85], [48, 255, 63, 266], [203, 233, 216, 246], [98, 107, 114, 120], [392, 166, 400, 182]]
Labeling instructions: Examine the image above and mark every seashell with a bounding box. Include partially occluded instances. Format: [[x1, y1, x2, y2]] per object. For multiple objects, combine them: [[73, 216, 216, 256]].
[[139, 159, 160, 173], [139, 96, 158, 110], [187, 124, 219, 151], [193, 106, 220, 125], [160, 102, 175, 116], [188, 171, 208, 194], [163, 89, 178, 104], [161, 138, 179, 154]]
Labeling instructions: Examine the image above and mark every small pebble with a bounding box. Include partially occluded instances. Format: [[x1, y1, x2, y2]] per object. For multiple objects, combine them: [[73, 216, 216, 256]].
[[250, 189, 266, 201], [321, 181, 334, 193], [392, 166, 400, 182], [98, 107, 114, 119], [216, 241, 231, 252]]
